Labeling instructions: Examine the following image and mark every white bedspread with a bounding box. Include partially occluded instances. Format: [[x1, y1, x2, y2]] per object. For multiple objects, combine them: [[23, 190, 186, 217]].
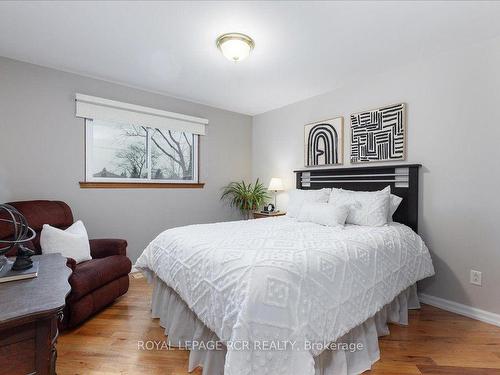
[[136, 217, 434, 375]]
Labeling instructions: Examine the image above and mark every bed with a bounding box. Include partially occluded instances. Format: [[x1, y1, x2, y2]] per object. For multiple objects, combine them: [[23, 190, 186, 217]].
[[136, 164, 434, 375]]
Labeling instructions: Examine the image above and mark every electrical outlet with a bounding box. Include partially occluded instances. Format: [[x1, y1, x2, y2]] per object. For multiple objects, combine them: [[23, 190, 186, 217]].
[[470, 270, 482, 286]]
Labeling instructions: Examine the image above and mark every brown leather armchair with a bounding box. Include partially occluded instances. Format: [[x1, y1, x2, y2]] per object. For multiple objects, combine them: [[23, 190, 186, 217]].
[[2, 200, 132, 329]]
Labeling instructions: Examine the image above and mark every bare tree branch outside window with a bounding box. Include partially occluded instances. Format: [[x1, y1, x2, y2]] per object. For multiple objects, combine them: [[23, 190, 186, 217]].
[[121, 125, 193, 180], [89, 120, 196, 182]]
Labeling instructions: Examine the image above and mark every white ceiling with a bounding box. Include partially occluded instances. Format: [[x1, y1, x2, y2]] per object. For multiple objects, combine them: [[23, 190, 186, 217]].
[[1, 1, 500, 115]]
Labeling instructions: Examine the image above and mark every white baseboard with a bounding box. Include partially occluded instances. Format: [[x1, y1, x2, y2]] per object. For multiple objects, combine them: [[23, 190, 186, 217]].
[[419, 293, 500, 327]]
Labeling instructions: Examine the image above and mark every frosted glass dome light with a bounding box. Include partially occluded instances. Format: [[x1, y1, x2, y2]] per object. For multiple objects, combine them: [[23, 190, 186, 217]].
[[216, 33, 255, 62]]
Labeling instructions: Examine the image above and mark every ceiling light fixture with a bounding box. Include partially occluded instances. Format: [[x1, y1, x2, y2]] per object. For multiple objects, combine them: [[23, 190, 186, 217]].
[[216, 33, 255, 62]]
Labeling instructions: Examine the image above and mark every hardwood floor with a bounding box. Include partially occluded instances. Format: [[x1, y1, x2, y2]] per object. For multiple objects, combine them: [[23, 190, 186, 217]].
[[58, 275, 500, 375]]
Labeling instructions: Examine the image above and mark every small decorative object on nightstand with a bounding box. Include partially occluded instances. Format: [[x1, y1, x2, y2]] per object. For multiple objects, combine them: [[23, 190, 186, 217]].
[[253, 211, 286, 219], [267, 177, 284, 211]]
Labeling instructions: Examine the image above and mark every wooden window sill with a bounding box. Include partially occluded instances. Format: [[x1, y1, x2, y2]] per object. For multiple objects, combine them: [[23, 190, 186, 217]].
[[79, 182, 205, 189]]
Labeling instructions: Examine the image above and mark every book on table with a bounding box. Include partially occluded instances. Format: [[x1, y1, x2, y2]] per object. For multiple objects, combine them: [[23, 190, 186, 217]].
[[0, 260, 39, 283]]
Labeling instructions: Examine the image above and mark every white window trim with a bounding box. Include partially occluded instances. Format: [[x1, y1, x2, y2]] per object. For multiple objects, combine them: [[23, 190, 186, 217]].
[[84, 119, 199, 184]]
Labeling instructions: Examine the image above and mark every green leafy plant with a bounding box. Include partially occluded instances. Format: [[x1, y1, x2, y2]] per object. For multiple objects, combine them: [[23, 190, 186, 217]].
[[221, 179, 270, 219]]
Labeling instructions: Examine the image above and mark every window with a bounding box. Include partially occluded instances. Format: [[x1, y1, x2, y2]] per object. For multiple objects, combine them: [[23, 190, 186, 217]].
[[86, 119, 198, 183], [76, 94, 207, 187]]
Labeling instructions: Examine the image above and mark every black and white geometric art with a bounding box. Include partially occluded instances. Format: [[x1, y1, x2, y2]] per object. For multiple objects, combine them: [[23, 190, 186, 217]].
[[350, 103, 406, 163], [304, 117, 343, 167]]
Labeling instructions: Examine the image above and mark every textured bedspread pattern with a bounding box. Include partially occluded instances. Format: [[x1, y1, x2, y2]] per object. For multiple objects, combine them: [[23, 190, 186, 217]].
[[136, 217, 434, 375]]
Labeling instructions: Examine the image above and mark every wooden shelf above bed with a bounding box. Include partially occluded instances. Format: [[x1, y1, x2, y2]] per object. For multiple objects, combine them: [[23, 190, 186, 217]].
[[293, 163, 422, 173]]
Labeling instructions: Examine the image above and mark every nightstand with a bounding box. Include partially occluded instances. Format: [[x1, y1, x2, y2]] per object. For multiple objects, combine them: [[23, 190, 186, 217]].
[[252, 211, 286, 219]]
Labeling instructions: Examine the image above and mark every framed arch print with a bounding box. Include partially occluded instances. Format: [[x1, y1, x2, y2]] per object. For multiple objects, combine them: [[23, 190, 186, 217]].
[[304, 116, 344, 167]]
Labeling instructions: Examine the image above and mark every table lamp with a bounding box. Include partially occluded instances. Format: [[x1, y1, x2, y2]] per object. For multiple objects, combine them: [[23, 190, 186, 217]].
[[268, 177, 284, 210]]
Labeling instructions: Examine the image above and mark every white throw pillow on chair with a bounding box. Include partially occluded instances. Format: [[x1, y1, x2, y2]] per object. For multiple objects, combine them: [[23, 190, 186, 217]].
[[40, 220, 91, 263]]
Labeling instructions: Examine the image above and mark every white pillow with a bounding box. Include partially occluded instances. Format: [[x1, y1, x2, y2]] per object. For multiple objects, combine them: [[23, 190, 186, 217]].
[[40, 220, 91, 263], [287, 188, 331, 218], [328, 186, 391, 227], [297, 202, 349, 227], [388, 194, 403, 222]]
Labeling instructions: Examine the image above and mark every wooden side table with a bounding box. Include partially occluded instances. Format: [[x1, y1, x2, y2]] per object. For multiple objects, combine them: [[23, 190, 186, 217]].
[[0, 254, 72, 375], [252, 211, 286, 219]]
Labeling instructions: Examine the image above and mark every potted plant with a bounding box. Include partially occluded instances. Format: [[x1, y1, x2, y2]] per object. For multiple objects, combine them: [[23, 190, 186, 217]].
[[221, 179, 270, 219]]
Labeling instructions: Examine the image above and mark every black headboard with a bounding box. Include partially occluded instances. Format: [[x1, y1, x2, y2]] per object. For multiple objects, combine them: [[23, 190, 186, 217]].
[[294, 164, 421, 233]]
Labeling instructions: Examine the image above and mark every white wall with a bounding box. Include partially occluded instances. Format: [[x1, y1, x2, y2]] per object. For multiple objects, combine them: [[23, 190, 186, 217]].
[[252, 36, 500, 314], [0, 57, 252, 262]]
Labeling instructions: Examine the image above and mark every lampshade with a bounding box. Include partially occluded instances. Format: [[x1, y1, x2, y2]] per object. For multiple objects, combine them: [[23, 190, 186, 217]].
[[268, 178, 284, 191]]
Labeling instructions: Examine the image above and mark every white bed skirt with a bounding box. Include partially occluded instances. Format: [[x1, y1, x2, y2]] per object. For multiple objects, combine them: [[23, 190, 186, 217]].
[[147, 274, 420, 375]]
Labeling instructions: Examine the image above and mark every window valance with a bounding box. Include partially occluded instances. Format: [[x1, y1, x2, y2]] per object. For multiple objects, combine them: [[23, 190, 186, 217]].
[[75, 94, 208, 135]]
